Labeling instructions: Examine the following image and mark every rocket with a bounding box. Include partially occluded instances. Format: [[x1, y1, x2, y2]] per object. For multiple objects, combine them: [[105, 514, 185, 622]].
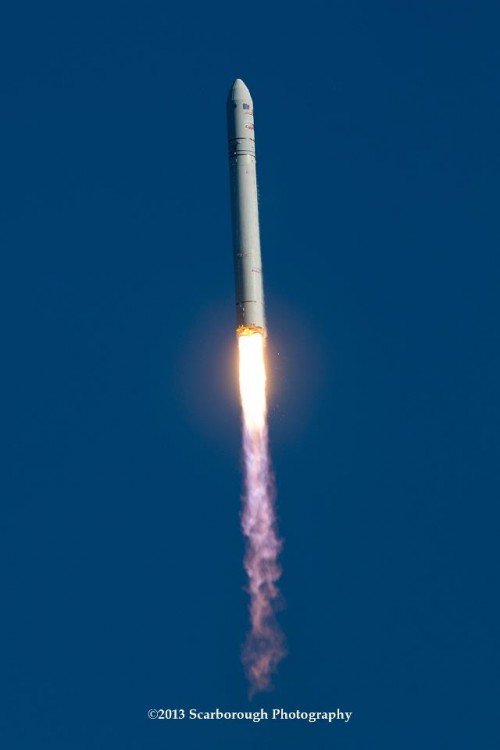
[[227, 79, 266, 335]]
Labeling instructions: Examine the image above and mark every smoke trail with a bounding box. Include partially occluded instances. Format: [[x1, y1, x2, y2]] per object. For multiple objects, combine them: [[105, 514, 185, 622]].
[[238, 331, 285, 695]]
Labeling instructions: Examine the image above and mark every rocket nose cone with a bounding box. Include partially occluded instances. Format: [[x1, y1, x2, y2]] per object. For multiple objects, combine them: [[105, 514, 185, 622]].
[[230, 78, 252, 102]]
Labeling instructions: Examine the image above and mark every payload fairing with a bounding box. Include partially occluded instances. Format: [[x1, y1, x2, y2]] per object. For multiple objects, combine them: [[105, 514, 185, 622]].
[[227, 79, 266, 334]]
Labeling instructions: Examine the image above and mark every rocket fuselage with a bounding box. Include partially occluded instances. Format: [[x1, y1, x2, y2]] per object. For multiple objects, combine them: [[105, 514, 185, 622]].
[[227, 79, 266, 334]]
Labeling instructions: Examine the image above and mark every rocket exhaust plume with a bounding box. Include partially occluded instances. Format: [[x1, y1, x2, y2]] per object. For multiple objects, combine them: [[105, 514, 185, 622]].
[[238, 329, 285, 695], [227, 79, 285, 694]]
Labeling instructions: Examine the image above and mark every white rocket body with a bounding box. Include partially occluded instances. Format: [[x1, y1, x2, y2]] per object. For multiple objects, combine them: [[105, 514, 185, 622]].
[[227, 79, 266, 333]]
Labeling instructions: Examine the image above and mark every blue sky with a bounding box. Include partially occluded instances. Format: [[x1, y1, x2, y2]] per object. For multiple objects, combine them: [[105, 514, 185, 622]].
[[2, 1, 498, 748]]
